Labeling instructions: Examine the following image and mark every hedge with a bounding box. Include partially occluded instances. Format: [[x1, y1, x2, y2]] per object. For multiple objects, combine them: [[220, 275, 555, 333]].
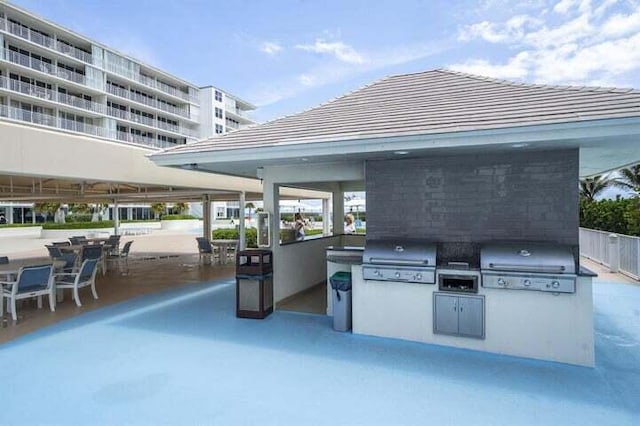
[[213, 227, 258, 248], [42, 221, 115, 230], [161, 214, 198, 220], [0, 223, 41, 228], [580, 198, 640, 236]]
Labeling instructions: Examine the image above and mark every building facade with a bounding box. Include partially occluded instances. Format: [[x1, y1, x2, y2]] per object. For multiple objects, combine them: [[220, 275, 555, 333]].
[[0, 2, 255, 150], [0, 2, 256, 224]]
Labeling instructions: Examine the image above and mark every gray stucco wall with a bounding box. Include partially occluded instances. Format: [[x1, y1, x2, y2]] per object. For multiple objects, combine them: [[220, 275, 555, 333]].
[[365, 149, 579, 247]]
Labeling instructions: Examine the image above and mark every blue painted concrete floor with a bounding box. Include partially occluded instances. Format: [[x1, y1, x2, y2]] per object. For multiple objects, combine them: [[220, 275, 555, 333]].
[[1, 280, 638, 426]]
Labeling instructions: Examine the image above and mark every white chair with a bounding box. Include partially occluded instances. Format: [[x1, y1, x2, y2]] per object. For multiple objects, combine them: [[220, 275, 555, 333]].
[[54, 258, 99, 307], [1, 264, 55, 321]]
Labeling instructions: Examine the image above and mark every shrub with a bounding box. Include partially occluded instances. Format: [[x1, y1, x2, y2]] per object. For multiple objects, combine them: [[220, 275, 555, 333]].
[[162, 214, 198, 221], [0, 223, 41, 228], [65, 214, 93, 223], [212, 227, 258, 248], [42, 221, 114, 230], [579, 197, 639, 236]]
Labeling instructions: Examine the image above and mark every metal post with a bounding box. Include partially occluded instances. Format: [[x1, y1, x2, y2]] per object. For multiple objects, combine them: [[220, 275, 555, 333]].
[[113, 199, 120, 236], [239, 191, 246, 250], [608, 233, 619, 273]]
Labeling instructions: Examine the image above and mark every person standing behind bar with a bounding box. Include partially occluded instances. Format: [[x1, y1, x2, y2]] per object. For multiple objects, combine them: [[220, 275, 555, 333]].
[[294, 212, 306, 241], [344, 213, 356, 234]]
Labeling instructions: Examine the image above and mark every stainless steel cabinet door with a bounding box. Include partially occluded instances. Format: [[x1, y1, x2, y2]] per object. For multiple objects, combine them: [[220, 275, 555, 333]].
[[457, 295, 485, 338], [434, 294, 459, 335]]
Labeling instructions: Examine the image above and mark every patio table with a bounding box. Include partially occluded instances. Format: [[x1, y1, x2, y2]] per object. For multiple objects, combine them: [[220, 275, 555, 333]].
[[210, 239, 239, 265], [60, 245, 110, 275]]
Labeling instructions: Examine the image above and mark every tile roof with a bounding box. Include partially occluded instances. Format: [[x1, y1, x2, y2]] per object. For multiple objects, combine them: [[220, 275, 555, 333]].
[[155, 69, 640, 156]]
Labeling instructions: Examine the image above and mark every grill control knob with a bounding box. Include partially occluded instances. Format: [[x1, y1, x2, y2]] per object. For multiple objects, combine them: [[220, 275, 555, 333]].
[[523, 279, 531, 287], [416, 273, 422, 280], [552, 281, 560, 289], [374, 270, 381, 277], [395, 272, 401, 279], [497, 278, 506, 287]]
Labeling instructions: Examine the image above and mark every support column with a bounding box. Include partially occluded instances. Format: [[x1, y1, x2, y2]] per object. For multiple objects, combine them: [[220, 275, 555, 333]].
[[202, 194, 211, 240], [332, 190, 344, 236], [263, 180, 280, 249], [322, 198, 330, 236], [239, 191, 246, 250], [113, 199, 120, 235]]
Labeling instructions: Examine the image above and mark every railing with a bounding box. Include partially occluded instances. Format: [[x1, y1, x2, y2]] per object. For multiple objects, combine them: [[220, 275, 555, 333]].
[[116, 130, 174, 149], [579, 227, 640, 280], [2, 48, 86, 85], [107, 83, 190, 119], [156, 120, 180, 133], [0, 19, 94, 64], [130, 113, 155, 127], [57, 92, 105, 114], [107, 106, 128, 120], [0, 75, 105, 114]]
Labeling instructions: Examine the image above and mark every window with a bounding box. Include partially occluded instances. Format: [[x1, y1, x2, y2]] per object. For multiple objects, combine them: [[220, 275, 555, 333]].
[[215, 124, 223, 134], [215, 90, 222, 102], [215, 107, 223, 119]]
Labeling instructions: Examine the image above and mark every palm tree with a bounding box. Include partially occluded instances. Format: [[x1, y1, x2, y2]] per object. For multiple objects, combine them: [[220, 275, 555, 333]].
[[245, 202, 255, 223], [150, 202, 166, 220], [614, 164, 640, 194], [33, 202, 61, 222], [579, 175, 612, 202], [173, 202, 188, 214]]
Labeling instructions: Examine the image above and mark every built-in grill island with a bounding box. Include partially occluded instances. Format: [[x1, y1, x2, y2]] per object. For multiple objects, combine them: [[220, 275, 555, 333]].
[[362, 239, 436, 284], [481, 243, 577, 293]]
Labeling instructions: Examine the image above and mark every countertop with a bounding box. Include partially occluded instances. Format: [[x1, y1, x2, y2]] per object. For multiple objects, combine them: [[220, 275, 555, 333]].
[[578, 265, 598, 277], [325, 246, 364, 252]]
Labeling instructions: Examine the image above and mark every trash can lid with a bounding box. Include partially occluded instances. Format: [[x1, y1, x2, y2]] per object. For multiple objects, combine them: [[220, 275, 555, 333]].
[[330, 271, 352, 290]]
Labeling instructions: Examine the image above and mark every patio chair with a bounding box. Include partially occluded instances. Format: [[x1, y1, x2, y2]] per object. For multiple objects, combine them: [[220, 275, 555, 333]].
[[46, 245, 63, 259], [107, 240, 133, 273], [52, 241, 71, 247], [0, 264, 55, 321], [81, 245, 105, 275], [54, 258, 99, 307], [196, 237, 215, 264], [106, 235, 121, 256], [69, 236, 87, 245]]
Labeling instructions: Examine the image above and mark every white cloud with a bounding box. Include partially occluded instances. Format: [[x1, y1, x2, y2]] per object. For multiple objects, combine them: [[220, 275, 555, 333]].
[[601, 10, 640, 36], [260, 41, 282, 55], [453, 0, 640, 88], [249, 39, 449, 107], [295, 39, 365, 64], [458, 15, 543, 43]]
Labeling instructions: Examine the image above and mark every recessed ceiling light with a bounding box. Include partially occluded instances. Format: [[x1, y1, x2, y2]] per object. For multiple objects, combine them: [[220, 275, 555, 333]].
[[511, 143, 529, 148], [394, 151, 410, 155]]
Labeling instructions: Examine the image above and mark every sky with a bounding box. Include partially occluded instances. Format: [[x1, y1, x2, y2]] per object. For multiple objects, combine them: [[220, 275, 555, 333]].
[[10, 0, 640, 124]]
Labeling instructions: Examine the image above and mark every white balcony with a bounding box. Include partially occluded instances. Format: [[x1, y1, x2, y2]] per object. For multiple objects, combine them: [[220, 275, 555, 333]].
[[2, 48, 87, 86], [107, 83, 191, 119]]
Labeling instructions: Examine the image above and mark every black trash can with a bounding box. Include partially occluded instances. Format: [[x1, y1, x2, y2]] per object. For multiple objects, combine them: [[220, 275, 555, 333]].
[[329, 271, 352, 331], [236, 250, 273, 319]]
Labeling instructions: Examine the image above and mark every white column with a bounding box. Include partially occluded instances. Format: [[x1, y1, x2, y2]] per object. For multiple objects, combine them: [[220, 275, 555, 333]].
[[202, 195, 211, 240], [332, 190, 344, 235], [239, 191, 246, 250], [113, 199, 120, 235], [322, 198, 330, 236]]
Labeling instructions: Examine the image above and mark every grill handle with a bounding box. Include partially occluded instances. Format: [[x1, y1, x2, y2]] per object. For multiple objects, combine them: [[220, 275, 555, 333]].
[[488, 263, 566, 273], [368, 258, 429, 266]]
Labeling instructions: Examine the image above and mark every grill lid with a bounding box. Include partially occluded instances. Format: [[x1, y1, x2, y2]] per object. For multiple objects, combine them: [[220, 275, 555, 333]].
[[480, 243, 575, 274], [363, 239, 436, 267]]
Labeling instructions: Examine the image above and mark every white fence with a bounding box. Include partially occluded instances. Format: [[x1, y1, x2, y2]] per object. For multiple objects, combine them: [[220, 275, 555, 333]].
[[579, 227, 640, 280]]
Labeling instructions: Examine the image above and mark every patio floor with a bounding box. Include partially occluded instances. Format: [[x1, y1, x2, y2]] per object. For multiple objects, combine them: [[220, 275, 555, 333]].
[[0, 278, 638, 425]]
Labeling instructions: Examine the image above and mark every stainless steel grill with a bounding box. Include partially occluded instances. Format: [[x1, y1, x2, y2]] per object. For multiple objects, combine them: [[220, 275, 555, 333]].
[[481, 243, 576, 293], [362, 239, 436, 284]]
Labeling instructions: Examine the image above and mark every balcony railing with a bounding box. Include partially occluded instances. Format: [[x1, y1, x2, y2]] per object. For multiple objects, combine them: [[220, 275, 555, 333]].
[[55, 42, 93, 64], [107, 106, 128, 120], [116, 130, 173, 149], [2, 48, 87, 85], [130, 113, 155, 127], [0, 75, 105, 114], [0, 18, 94, 65], [106, 83, 191, 119], [57, 92, 105, 114], [156, 120, 180, 133]]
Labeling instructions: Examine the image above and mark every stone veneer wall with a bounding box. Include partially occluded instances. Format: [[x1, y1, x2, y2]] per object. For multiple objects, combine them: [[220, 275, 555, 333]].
[[365, 149, 579, 247]]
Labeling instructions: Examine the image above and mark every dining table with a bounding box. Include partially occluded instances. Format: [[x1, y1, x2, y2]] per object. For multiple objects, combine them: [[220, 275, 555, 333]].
[[210, 239, 239, 265]]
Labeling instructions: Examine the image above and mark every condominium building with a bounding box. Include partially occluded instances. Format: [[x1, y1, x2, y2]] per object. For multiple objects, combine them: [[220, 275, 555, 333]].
[[0, 1, 255, 150]]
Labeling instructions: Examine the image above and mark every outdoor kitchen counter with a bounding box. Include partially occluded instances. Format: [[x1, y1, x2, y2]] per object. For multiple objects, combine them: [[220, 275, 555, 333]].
[[578, 265, 598, 277], [350, 267, 595, 367], [326, 246, 364, 315]]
